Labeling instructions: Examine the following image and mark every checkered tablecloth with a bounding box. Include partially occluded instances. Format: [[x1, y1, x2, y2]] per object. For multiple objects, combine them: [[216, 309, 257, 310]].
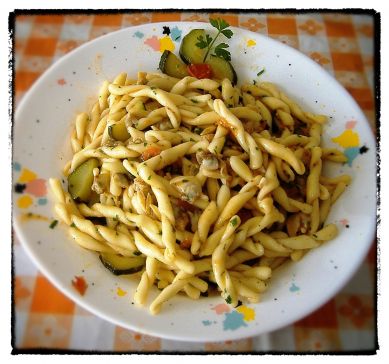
[[12, 11, 377, 352]]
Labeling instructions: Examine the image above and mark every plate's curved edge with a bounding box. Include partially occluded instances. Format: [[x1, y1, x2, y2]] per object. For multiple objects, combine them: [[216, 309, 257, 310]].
[[13, 21, 377, 342]]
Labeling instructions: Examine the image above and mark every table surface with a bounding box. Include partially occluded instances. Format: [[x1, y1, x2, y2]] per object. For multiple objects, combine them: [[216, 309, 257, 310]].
[[12, 11, 377, 352]]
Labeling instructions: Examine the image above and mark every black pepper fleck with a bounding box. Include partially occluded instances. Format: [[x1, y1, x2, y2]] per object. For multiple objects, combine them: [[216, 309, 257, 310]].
[[360, 145, 369, 154], [346, 224, 350, 228]]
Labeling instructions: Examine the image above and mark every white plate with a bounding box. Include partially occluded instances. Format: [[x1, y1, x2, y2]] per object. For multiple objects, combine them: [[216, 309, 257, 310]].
[[13, 22, 376, 342]]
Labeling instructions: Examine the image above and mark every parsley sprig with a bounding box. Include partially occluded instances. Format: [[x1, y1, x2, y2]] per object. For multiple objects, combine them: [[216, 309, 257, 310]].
[[196, 18, 234, 63]]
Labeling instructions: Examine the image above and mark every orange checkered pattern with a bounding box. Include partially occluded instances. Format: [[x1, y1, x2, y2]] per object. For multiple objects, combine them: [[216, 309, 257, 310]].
[[13, 11, 377, 352]]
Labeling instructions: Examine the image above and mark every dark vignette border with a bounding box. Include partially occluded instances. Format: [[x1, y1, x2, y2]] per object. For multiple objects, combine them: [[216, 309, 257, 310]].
[[9, 7, 380, 356]]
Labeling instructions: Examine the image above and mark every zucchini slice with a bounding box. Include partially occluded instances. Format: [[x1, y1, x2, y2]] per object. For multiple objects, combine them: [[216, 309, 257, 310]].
[[179, 29, 207, 65], [108, 120, 130, 141], [159, 50, 189, 79], [179, 29, 238, 84], [206, 55, 238, 84], [68, 158, 99, 202], [99, 253, 146, 275]]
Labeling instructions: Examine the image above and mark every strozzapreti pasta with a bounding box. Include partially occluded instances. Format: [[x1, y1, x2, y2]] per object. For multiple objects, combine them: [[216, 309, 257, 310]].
[[50, 71, 350, 314]]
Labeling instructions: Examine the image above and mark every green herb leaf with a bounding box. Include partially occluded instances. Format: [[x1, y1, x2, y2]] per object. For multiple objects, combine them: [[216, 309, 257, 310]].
[[197, 18, 234, 63], [230, 217, 238, 227], [225, 295, 232, 304], [49, 220, 58, 229], [221, 29, 233, 39], [209, 18, 220, 29], [214, 43, 231, 61], [196, 34, 212, 49], [210, 18, 230, 31], [257, 68, 266, 77]]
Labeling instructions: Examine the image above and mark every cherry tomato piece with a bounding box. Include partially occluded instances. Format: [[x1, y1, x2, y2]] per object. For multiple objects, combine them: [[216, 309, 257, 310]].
[[141, 146, 161, 161], [187, 63, 213, 79]]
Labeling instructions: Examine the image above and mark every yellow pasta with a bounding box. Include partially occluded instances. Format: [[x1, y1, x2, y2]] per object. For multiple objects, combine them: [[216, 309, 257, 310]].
[[50, 70, 350, 314]]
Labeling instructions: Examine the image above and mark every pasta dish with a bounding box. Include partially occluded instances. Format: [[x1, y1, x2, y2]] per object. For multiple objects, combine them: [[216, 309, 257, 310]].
[[49, 71, 350, 314]]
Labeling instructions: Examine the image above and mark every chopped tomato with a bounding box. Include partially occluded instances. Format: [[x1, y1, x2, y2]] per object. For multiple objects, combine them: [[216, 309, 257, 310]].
[[180, 238, 192, 249], [71, 276, 88, 296], [187, 63, 212, 79], [141, 146, 161, 161]]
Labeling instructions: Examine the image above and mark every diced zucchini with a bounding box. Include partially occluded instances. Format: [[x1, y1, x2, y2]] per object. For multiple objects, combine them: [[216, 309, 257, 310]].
[[68, 158, 99, 202], [108, 120, 130, 141], [159, 50, 189, 79], [99, 252, 145, 275], [206, 55, 238, 84], [179, 29, 207, 65]]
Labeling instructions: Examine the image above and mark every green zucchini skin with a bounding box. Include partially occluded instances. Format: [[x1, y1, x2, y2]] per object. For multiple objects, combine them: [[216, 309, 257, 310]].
[[206, 55, 238, 84], [159, 50, 189, 79], [68, 158, 99, 202], [179, 29, 207, 65], [99, 253, 146, 275]]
